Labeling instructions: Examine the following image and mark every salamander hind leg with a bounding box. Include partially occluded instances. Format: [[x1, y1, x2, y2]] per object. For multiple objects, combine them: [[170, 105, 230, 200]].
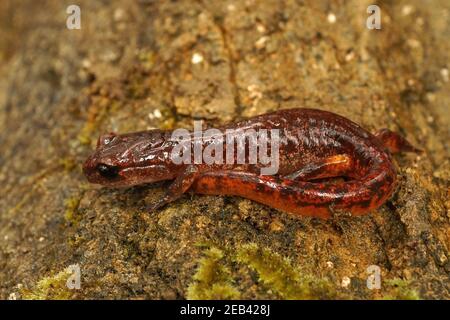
[[147, 165, 199, 212], [374, 128, 421, 154], [282, 154, 353, 181]]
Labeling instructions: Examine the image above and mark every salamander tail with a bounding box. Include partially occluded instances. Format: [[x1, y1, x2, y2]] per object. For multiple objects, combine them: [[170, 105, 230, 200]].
[[374, 128, 422, 154]]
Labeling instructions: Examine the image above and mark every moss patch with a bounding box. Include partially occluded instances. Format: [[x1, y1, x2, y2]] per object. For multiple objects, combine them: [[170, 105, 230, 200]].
[[59, 157, 77, 172], [188, 243, 340, 300], [236, 243, 338, 300], [21, 268, 75, 300], [64, 195, 82, 226], [383, 278, 420, 300], [187, 247, 241, 300]]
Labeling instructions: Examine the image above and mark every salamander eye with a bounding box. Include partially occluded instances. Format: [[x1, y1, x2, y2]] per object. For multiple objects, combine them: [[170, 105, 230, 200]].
[[96, 164, 119, 179]]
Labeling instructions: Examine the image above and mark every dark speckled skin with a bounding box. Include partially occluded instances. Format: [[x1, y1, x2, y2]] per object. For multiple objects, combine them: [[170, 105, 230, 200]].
[[83, 108, 420, 219]]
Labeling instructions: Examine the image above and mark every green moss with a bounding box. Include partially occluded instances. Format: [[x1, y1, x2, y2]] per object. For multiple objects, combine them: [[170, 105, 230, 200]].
[[77, 120, 98, 145], [383, 278, 420, 300], [187, 247, 241, 300], [187, 243, 340, 300], [67, 234, 85, 248], [236, 243, 337, 300], [21, 269, 74, 300], [59, 157, 77, 172], [64, 196, 82, 225], [138, 50, 156, 71]]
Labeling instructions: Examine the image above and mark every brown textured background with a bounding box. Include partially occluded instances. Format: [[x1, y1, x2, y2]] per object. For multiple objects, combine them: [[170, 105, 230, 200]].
[[0, 0, 448, 299]]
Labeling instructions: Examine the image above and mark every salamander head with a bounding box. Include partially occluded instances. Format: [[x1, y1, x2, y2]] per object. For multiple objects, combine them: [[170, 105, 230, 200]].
[[83, 131, 179, 187]]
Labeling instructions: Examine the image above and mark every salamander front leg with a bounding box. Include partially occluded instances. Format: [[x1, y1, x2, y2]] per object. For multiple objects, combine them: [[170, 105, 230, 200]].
[[282, 154, 353, 181], [147, 165, 199, 212]]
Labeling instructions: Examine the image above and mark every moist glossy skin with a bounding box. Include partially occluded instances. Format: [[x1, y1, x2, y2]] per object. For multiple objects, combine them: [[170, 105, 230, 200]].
[[83, 108, 419, 219]]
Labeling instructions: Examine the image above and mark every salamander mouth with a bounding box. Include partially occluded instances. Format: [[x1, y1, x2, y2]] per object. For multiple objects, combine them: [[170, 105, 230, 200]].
[[83, 160, 172, 187], [119, 164, 170, 181]]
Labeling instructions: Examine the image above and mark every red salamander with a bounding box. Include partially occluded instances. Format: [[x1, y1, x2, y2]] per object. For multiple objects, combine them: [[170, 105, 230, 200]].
[[83, 108, 420, 219]]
